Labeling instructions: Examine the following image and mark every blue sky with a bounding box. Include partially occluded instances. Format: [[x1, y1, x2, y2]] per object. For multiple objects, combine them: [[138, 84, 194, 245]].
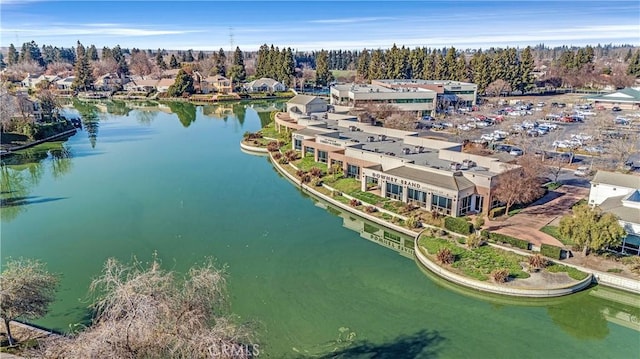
[[1, 1, 638, 51]]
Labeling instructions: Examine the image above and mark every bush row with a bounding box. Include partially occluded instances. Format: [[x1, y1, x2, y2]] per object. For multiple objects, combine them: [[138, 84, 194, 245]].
[[540, 244, 563, 259], [444, 217, 474, 235], [488, 232, 531, 250]]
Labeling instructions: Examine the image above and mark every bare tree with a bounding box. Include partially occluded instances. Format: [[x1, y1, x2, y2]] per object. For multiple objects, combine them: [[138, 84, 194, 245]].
[[607, 131, 640, 170], [0, 258, 59, 346], [0, 85, 18, 131], [486, 79, 511, 97], [493, 161, 546, 215], [546, 156, 567, 183], [45, 62, 73, 76], [38, 256, 254, 359], [92, 58, 118, 79], [129, 51, 154, 78]]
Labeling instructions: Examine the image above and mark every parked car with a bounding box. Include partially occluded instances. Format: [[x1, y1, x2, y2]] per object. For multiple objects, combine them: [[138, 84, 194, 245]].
[[574, 166, 592, 177], [509, 148, 523, 156], [612, 106, 622, 112], [614, 117, 630, 125]]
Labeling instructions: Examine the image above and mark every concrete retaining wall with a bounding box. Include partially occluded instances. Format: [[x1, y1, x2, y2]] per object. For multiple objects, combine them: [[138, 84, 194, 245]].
[[239, 142, 269, 153]]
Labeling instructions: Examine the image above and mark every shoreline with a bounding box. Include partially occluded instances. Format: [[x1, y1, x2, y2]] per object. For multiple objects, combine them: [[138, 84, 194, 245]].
[[254, 144, 640, 297], [0, 128, 77, 158]]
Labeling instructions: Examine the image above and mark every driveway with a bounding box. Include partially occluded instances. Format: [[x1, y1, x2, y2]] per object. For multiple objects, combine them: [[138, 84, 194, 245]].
[[485, 185, 589, 248]]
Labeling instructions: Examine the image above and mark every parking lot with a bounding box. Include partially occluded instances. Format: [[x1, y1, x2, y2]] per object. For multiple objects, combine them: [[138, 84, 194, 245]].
[[415, 94, 640, 173]]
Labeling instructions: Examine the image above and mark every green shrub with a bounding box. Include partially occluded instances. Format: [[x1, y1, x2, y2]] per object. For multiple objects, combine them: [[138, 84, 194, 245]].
[[540, 244, 563, 259], [444, 217, 474, 235], [489, 207, 506, 218], [488, 232, 531, 250]]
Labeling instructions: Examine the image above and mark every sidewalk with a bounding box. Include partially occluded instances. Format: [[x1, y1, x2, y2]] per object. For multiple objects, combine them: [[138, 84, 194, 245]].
[[485, 185, 589, 248]]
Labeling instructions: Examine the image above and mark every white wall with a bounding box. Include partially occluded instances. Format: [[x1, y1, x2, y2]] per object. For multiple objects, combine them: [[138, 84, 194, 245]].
[[589, 183, 635, 206]]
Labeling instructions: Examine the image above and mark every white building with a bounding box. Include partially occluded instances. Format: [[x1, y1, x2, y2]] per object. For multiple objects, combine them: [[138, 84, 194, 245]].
[[244, 78, 286, 93], [589, 171, 640, 255]]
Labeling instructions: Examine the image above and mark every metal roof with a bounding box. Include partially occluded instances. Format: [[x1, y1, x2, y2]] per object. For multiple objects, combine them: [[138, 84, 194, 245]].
[[385, 166, 475, 191]]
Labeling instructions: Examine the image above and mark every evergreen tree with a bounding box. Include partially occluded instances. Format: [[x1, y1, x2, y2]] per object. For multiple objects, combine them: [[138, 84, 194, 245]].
[[167, 69, 194, 97], [7, 44, 18, 65], [470, 50, 491, 94], [111, 46, 129, 77], [422, 49, 436, 80], [0, 53, 5, 70], [19, 41, 44, 66], [453, 55, 468, 81], [519, 46, 535, 92], [185, 49, 195, 62], [215, 48, 226, 76], [87, 45, 99, 61], [156, 50, 167, 70], [281, 47, 295, 86], [255, 44, 269, 78], [368, 49, 385, 80], [627, 50, 640, 77], [435, 50, 448, 79], [72, 42, 95, 91], [101, 47, 112, 61], [169, 54, 180, 69], [197, 51, 206, 61], [408, 47, 424, 80], [505, 48, 521, 92], [441, 47, 458, 79], [314, 50, 333, 86], [356, 49, 370, 81], [228, 46, 246, 83]]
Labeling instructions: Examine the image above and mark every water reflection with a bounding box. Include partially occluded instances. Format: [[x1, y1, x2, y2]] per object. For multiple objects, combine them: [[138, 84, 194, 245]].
[[313, 196, 639, 340], [1, 141, 73, 221], [165, 101, 196, 128]]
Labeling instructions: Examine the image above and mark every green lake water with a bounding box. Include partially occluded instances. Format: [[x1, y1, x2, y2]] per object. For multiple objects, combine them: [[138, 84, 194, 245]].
[[1, 100, 639, 358]]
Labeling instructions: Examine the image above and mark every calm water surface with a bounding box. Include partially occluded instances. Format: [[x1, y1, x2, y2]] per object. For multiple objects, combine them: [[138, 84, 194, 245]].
[[1, 100, 638, 358]]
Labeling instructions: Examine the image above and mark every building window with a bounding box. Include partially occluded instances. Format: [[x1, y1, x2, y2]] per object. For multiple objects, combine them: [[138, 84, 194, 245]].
[[431, 194, 452, 215], [346, 164, 360, 179], [317, 150, 328, 163], [459, 195, 473, 215], [386, 183, 403, 200], [407, 187, 427, 207], [305, 146, 315, 155], [294, 139, 302, 150], [490, 197, 503, 209]]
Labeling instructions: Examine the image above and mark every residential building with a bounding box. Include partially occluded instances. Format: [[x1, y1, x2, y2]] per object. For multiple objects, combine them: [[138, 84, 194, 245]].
[[95, 73, 124, 92], [585, 87, 640, 110], [589, 171, 640, 255], [278, 97, 518, 217], [156, 78, 175, 93], [21, 74, 59, 89], [125, 79, 159, 93], [197, 74, 233, 94], [56, 76, 75, 90], [244, 77, 286, 93]]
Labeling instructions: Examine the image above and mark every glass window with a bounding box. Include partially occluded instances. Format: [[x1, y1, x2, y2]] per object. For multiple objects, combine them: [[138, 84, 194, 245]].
[[305, 146, 315, 155], [385, 183, 403, 200], [294, 139, 302, 150], [318, 150, 327, 163], [431, 194, 452, 215], [346, 164, 360, 179], [460, 195, 472, 215], [407, 187, 427, 207]]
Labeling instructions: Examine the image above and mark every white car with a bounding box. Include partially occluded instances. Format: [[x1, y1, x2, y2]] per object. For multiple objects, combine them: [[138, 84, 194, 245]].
[[509, 148, 523, 156], [574, 166, 592, 177], [481, 134, 496, 141]]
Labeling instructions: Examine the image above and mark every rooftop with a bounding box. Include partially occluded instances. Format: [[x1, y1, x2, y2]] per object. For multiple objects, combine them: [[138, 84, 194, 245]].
[[592, 171, 640, 189]]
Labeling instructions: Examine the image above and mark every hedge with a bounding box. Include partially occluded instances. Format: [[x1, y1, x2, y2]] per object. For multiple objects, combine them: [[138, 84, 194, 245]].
[[541, 243, 563, 259], [489, 232, 531, 250], [489, 206, 506, 218], [444, 217, 474, 235]]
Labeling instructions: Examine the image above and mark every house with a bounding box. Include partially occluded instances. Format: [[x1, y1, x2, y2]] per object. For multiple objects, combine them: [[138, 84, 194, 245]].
[[21, 74, 59, 89], [95, 73, 124, 92], [125, 79, 159, 93], [585, 87, 640, 110], [200, 75, 233, 94], [56, 76, 76, 90], [589, 171, 640, 255], [244, 77, 286, 93], [156, 78, 175, 93], [286, 95, 328, 116]]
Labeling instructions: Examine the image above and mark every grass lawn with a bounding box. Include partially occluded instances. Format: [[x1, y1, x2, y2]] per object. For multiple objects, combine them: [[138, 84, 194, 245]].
[[418, 236, 530, 281], [325, 177, 361, 193], [294, 155, 328, 172], [546, 263, 589, 280], [540, 225, 574, 246], [545, 182, 563, 190]]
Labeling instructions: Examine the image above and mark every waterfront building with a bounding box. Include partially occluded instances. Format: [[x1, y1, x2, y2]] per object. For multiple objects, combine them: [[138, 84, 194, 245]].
[[589, 171, 640, 255], [244, 77, 286, 93], [279, 97, 518, 217]]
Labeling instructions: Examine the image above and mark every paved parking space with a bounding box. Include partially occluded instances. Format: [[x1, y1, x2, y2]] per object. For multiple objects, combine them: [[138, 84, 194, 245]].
[[485, 185, 589, 248]]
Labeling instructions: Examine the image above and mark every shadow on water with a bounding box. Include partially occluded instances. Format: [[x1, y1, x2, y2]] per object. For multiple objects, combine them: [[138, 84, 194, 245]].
[[295, 329, 445, 359], [1, 196, 67, 207]]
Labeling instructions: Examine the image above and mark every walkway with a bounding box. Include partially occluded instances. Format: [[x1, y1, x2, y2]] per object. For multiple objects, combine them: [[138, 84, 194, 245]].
[[485, 185, 589, 248]]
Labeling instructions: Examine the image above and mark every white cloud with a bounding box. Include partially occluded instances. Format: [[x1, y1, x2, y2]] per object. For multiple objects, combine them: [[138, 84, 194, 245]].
[[309, 17, 397, 24], [1, 23, 204, 37]]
